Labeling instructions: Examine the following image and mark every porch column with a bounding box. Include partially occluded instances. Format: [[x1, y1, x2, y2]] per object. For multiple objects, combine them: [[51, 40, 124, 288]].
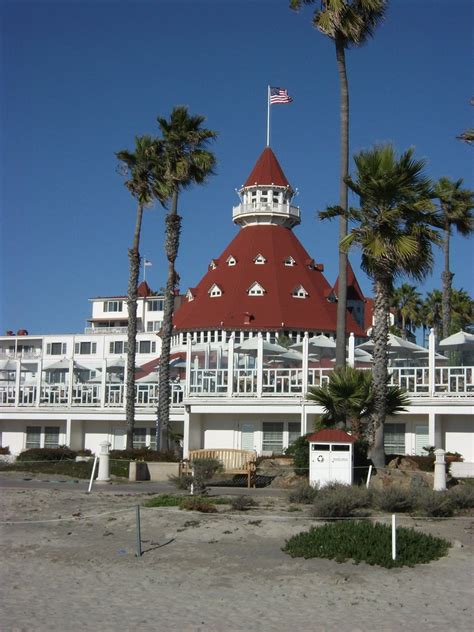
[[301, 403, 308, 435], [227, 333, 235, 397], [185, 334, 192, 397], [302, 331, 309, 397], [428, 328, 436, 396], [66, 417, 72, 447], [204, 342, 210, 370], [68, 358, 74, 407], [183, 406, 190, 459], [35, 359, 43, 407], [348, 332, 355, 368], [100, 359, 107, 408], [14, 359, 21, 406], [256, 332, 263, 397], [428, 411, 437, 447]]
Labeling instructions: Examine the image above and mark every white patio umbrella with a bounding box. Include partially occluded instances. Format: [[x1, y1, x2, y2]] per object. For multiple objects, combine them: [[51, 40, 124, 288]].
[[267, 349, 304, 362], [87, 372, 122, 384], [43, 359, 89, 371], [234, 339, 288, 356], [0, 359, 18, 371], [439, 330, 474, 351], [357, 334, 426, 355], [136, 372, 159, 383], [290, 334, 337, 358]]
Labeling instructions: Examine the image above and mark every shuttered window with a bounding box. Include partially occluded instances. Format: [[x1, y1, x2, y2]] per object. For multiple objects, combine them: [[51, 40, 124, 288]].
[[384, 423, 406, 455], [133, 428, 147, 449], [26, 427, 41, 449], [44, 426, 60, 448], [262, 422, 284, 454]]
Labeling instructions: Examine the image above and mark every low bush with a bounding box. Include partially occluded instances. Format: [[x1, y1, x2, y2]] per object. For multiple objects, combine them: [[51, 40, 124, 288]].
[[189, 457, 223, 495], [448, 484, 474, 509], [17, 447, 77, 462], [169, 473, 194, 490], [283, 521, 450, 568], [76, 449, 92, 457], [284, 435, 309, 476], [143, 494, 184, 507], [109, 449, 179, 462], [414, 489, 455, 517], [372, 487, 416, 513], [180, 497, 218, 513], [0, 460, 92, 478], [311, 483, 371, 518], [0, 446, 11, 455], [230, 496, 257, 511], [287, 481, 318, 505]]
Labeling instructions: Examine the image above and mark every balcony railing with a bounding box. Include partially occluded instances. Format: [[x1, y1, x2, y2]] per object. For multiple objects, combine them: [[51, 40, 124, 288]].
[[232, 202, 300, 222]]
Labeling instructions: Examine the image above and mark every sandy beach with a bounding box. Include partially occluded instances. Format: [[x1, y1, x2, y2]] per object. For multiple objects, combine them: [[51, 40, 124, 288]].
[[1, 481, 473, 632]]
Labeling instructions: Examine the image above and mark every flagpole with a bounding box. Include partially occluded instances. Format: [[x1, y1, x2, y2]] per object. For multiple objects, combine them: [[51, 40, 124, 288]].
[[266, 85, 270, 147]]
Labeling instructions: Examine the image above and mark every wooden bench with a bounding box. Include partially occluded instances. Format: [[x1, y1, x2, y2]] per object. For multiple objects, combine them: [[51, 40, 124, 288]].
[[182, 448, 257, 488]]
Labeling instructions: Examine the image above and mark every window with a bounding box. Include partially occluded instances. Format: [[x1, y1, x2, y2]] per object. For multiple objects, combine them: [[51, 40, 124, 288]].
[[254, 254, 266, 265], [209, 260, 218, 270], [226, 255, 237, 266], [109, 341, 127, 354], [288, 422, 300, 446], [284, 257, 296, 267], [262, 422, 284, 454], [150, 428, 157, 450], [138, 340, 156, 354], [26, 427, 41, 449], [147, 299, 164, 312], [186, 289, 195, 302], [133, 428, 147, 449], [248, 282, 266, 296], [147, 321, 163, 332], [104, 301, 123, 312], [292, 285, 308, 299], [208, 284, 222, 298], [384, 423, 406, 455], [44, 426, 60, 448], [46, 342, 67, 355], [74, 342, 97, 355]]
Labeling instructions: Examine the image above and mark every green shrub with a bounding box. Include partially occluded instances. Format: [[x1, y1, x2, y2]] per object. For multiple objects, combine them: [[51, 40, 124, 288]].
[[311, 483, 371, 518], [180, 497, 217, 513], [189, 457, 223, 494], [17, 447, 77, 462], [143, 494, 184, 507], [415, 490, 455, 517], [109, 449, 179, 462], [0, 460, 92, 478], [284, 435, 309, 476], [169, 473, 194, 490], [448, 484, 474, 509], [288, 481, 318, 504], [283, 521, 450, 568], [230, 496, 257, 511], [372, 487, 416, 513]]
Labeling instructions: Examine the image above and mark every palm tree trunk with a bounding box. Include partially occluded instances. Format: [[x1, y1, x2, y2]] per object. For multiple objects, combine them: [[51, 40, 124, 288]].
[[335, 34, 349, 368], [441, 223, 453, 339], [368, 274, 390, 469], [157, 189, 181, 451], [125, 203, 144, 450], [401, 313, 406, 339]]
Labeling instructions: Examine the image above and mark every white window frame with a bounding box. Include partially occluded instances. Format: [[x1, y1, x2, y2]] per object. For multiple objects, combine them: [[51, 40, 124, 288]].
[[284, 256, 296, 267], [254, 254, 267, 265], [292, 285, 308, 299], [104, 300, 123, 313], [147, 299, 164, 312], [208, 284, 223, 298], [74, 342, 97, 355], [46, 342, 67, 355], [248, 282, 266, 296], [226, 255, 237, 266], [138, 340, 157, 354]]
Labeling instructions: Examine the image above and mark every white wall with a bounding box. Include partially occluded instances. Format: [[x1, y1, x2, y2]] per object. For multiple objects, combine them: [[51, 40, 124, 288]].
[[442, 414, 474, 462]]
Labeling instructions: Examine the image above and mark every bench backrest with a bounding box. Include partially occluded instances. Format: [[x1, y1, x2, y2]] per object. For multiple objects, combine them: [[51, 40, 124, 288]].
[[189, 448, 256, 471]]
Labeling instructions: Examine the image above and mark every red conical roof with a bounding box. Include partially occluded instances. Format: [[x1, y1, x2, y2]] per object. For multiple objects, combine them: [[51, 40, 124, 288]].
[[243, 147, 291, 188], [333, 260, 366, 302], [137, 281, 152, 297], [173, 224, 364, 335]]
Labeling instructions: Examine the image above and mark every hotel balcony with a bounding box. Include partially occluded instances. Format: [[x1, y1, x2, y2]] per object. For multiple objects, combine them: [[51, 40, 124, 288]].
[[232, 202, 301, 227]]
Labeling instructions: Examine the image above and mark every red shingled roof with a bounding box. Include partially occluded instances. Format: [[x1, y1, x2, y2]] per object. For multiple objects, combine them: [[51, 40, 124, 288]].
[[333, 261, 366, 302], [173, 224, 365, 335], [243, 147, 291, 188], [306, 429, 357, 443]]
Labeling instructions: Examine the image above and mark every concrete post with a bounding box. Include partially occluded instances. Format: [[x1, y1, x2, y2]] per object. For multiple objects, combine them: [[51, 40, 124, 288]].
[[227, 333, 235, 397], [348, 332, 355, 368], [96, 441, 111, 483], [302, 332, 309, 397], [185, 334, 192, 397], [428, 328, 436, 396], [433, 448, 447, 491], [256, 332, 263, 397]]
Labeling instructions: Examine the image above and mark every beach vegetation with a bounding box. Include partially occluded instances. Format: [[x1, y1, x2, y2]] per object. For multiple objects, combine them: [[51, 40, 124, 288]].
[[287, 480, 318, 504], [230, 495, 257, 511], [311, 482, 371, 518]]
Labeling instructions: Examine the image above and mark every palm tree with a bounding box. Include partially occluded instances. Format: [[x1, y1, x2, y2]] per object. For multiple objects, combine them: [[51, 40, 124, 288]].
[[390, 283, 423, 339], [307, 366, 408, 438], [290, 0, 386, 367], [433, 177, 474, 339], [450, 288, 474, 333], [422, 289, 443, 339], [116, 135, 162, 449], [320, 144, 439, 468], [155, 106, 217, 450]]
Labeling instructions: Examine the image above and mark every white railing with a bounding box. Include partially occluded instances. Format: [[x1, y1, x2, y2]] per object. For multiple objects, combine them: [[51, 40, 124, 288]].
[[307, 369, 332, 388], [106, 384, 124, 407], [232, 202, 300, 221], [0, 350, 42, 359], [233, 369, 257, 395], [262, 368, 303, 395], [189, 369, 228, 395], [435, 366, 474, 395], [84, 326, 140, 335], [0, 385, 16, 405], [19, 386, 37, 405], [40, 385, 69, 406], [388, 367, 430, 395], [72, 384, 102, 406]]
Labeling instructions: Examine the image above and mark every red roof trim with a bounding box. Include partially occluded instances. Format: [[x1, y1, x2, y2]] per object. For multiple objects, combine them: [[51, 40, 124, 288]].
[[307, 429, 357, 443]]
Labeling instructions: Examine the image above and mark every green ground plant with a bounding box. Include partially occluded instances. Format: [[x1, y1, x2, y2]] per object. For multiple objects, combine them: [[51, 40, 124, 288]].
[[311, 483, 371, 518], [283, 521, 450, 568], [287, 481, 318, 504]]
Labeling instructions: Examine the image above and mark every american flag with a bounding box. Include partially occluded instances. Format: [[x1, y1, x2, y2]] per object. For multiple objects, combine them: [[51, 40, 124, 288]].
[[270, 87, 293, 105]]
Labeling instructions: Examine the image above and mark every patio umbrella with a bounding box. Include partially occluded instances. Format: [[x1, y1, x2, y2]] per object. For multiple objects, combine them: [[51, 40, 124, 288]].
[[290, 334, 336, 358], [170, 358, 187, 368], [234, 339, 288, 356], [136, 372, 159, 383], [0, 359, 18, 371], [43, 359, 89, 371], [267, 349, 304, 362], [357, 334, 426, 355], [87, 372, 122, 384], [439, 330, 474, 351]]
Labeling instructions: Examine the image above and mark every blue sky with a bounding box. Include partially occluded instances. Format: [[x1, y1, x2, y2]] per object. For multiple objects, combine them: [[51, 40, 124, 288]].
[[1, 0, 473, 334]]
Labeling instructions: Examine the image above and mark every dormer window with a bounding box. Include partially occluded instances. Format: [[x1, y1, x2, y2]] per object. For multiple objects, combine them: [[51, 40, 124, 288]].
[[327, 291, 337, 303], [208, 284, 223, 298], [254, 254, 266, 265], [209, 259, 218, 270], [284, 256, 296, 267], [186, 289, 195, 302], [226, 255, 237, 266], [292, 285, 308, 299], [248, 282, 266, 296]]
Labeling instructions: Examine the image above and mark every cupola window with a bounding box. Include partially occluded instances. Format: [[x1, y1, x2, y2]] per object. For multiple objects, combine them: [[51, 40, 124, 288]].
[[254, 254, 266, 265], [208, 284, 223, 298], [248, 282, 266, 296], [226, 255, 237, 266], [292, 285, 308, 299], [284, 256, 296, 267]]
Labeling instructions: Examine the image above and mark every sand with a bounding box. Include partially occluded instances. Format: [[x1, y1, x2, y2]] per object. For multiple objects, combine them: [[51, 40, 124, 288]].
[[0, 482, 473, 632]]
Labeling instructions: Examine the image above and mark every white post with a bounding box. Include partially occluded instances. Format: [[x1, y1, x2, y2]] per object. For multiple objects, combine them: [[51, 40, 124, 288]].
[[68, 358, 74, 407], [100, 359, 107, 408], [391, 514, 397, 560], [96, 441, 111, 483], [35, 359, 42, 407], [66, 417, 72, 448], [366, 464, 373, 489], [185, 334, 192, 397], [86, 454, 99, 494], [428, 410, 436, 448], [433, 448, 447, 491], [302, 331, 309, 397], [256, 332, 263, 397], [14, 359, 21, 406], [428, 328, 436, 395], [348, 332, 355, 368], [183, 406, 190, 459], [227, 333, 235, 397], [266, 85, 271, 147]]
